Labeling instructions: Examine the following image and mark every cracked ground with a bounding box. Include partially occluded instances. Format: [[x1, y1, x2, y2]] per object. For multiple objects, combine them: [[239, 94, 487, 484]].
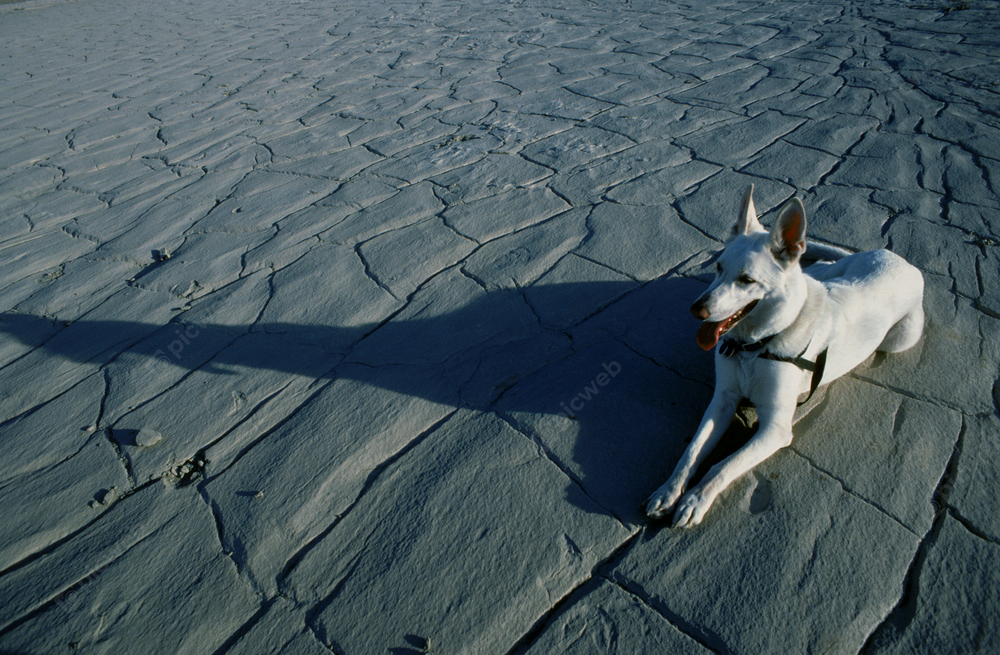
[[0, 0, 998, 652]]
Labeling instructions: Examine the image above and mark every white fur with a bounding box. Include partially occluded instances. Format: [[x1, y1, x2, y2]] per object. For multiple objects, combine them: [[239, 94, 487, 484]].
[[646, 185, 924, 527]]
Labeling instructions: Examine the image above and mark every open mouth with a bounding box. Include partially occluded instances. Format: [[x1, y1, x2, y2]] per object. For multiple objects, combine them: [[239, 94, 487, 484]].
[[696, 300, 759, 351]]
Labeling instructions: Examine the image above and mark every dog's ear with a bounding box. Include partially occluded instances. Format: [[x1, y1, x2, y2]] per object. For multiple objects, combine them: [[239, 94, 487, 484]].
[[730, 184, 763, 239], [770, 197, 807, 265]]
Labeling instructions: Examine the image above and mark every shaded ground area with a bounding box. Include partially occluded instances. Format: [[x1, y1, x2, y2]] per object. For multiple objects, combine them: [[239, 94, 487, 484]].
[[0, 0, 998, 652]]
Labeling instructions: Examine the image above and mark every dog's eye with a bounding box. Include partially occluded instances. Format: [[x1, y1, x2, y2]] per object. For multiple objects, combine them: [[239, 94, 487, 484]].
[[738, 275, 756, 285]]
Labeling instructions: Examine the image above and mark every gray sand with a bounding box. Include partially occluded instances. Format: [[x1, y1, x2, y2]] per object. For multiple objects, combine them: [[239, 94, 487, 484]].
[[1, 0, 998, 652]]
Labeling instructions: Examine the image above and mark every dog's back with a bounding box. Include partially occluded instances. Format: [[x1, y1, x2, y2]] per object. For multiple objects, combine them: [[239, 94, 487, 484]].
[[802, 241, 853, 266], [806, 249, 924, 381]]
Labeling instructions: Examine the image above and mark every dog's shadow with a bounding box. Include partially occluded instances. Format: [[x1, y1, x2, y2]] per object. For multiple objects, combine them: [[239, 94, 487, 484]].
[[0, 276, 733, 524]]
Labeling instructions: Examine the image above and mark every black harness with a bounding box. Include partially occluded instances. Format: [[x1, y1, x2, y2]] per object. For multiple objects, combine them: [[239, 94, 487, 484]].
[[719, 335, 829, 406]]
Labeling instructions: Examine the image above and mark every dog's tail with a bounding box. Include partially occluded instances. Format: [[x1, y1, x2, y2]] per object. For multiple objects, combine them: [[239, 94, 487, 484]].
[[802, 240, 853, 264]]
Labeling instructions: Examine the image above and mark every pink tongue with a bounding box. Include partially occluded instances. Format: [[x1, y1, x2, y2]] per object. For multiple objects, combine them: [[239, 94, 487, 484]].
[[696, 321, 724, 351]]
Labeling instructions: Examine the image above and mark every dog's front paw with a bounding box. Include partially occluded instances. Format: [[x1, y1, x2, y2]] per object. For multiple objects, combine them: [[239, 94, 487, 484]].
[[646, 482, 684, 519], [671, 488, 715, 528]]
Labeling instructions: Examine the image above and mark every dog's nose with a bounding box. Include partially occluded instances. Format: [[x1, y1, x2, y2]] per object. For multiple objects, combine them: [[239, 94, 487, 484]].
[[691, 302, 710, 320]]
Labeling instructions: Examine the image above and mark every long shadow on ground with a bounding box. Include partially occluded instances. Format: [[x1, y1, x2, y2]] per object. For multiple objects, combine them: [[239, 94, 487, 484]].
[[0, 277, 747, 523]]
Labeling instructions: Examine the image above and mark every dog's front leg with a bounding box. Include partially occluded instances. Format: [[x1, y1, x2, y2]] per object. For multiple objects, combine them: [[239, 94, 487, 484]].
[[646, 389, 739, 519], [671, 403, 795, 528]]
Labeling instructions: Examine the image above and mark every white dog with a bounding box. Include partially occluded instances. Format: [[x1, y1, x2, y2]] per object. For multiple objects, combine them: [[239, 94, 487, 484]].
[[646, 185, 924, 527]]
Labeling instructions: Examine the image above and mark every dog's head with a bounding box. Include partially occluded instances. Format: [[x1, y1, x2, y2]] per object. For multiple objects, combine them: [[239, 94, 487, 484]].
[[691, 185, 807, 350]]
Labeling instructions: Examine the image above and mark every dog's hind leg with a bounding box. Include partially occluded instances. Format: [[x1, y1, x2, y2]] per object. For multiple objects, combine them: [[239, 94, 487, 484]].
[[877, 303, 925, 353]]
